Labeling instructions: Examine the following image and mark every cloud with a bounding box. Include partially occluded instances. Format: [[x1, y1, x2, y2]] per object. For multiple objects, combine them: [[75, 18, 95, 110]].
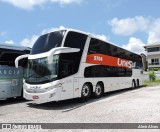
[[41, 25, 66, 34], [122, 37, 145, 54], [109, 16, 160, 45], [51, 0, 81, 5], [1, 0, 47, 10], [5, 40, 15, 44], [20, 26, 65, 47], [20, 35, 39, 47], [108, 16, 150, 36], [147, 19, 160, 44], [1, 0, 82, 10], [93, 34, 109, 42]]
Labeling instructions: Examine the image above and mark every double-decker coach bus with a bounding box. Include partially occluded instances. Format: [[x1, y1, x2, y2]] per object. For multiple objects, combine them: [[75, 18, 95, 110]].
[[0, 43, 30, 100], [15, 29, 144, 103]]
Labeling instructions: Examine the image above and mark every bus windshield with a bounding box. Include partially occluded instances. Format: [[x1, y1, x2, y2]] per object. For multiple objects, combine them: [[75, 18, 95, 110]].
[[25, 55, 59, 84], [31, 30, 66, 54]]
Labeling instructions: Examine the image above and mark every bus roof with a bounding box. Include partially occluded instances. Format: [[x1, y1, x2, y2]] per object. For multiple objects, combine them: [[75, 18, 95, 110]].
[[0, 43, 31, 51]]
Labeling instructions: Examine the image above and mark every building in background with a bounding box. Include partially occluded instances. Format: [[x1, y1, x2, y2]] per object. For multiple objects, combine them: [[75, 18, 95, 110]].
[[144, 42, 160, 71]]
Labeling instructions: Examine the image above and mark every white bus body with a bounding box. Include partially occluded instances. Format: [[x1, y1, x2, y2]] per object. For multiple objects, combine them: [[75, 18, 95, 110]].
[[15, 29, 144, 103], [0, 43, 30, 100]]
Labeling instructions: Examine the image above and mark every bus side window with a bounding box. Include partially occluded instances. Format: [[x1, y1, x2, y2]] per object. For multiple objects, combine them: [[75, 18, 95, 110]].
[[88, 38, 111, 56], [64, 31, 87, 51]]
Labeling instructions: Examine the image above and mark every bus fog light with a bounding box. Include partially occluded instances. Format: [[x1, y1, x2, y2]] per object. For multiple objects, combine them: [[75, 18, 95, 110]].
[[50, 93, 55, 98]]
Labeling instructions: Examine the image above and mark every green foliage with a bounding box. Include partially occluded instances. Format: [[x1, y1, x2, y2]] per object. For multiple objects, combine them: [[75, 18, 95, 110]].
[[148, 71, 156, 81], [144, 80, 160, 87], [152, 68, 159, 71]]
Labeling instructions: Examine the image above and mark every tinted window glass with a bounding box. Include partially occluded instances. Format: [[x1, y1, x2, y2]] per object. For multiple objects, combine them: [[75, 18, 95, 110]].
[[58, 52, 81, 79], [118, 48, 126, 59], [31, 30, 66, 54], [0, 48, 30, 66], [88, 38, 111, 55], [58, 31, 87, 79], [111, 45, 118, 57], [84, 65, 132, 77], [64, 31, 87, 50]]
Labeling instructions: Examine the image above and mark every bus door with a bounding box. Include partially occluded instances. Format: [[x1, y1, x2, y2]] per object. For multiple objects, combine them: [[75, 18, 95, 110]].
[[74, 77, 79, 98], [11, 79, 19, 97], [11, 67, 23, 97], [61, 76, 74, 100], [59, 61, 74, 100]]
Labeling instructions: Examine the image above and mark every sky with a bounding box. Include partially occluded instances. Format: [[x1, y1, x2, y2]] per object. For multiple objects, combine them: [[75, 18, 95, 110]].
[[0, 0, 160, 54]]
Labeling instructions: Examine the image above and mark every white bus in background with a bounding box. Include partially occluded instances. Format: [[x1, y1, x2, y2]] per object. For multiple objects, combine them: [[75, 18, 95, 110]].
[[0, 43, 30, 100], [15, 29, 144, 104]]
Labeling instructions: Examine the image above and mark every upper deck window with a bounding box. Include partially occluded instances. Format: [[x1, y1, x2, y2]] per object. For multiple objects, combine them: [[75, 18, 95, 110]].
[[64, 31, 87, 51], [31, 30, 66, 54]]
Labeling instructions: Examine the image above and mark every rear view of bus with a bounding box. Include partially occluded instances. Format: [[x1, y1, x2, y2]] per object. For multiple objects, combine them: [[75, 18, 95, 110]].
[[0, 43, 30, 100], [15, 29, 144, 104]]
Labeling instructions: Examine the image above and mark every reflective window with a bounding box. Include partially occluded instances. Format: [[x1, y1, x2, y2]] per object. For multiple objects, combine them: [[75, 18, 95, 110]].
[[0, 48, 30, 66], [64, 31, 87, 50], [58, 31, 87, 79], [88, 38, 111, 55], [58, 53, 81, 79], [84, 65, 132, 77], [31, 30, 66, 54], [87, 38, 143, 69]]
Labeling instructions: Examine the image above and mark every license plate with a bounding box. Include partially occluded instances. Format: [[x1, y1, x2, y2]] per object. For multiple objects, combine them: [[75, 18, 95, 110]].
[[32, 96, 39, 99]]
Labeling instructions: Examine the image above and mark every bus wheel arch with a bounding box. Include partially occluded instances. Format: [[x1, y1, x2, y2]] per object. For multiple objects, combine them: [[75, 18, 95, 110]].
[[81, 82, 92, 100], [93, 81, 104, 98]]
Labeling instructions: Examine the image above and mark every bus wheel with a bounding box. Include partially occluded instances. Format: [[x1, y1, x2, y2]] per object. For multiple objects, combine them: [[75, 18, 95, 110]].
[[81, 83, 91, 101], [93, 83, 103, 98], [137, 79, 139, 88], [132, 80, 136, 89]]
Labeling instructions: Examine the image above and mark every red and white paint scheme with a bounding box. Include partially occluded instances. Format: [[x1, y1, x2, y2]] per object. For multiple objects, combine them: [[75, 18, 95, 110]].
[[15, 28, 144, 104], [86, 54, 136, 69]]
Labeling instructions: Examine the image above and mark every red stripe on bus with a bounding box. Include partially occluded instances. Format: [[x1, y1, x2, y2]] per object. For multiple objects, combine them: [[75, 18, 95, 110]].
[[86, 54, 132, 69]]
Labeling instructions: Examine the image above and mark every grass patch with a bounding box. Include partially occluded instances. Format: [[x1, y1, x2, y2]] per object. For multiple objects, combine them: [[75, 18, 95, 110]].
[[144, 80, 160, 87]]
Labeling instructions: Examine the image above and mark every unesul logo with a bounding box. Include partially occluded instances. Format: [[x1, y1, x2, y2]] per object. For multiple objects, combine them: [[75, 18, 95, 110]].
[[117, 58, 136, 68]]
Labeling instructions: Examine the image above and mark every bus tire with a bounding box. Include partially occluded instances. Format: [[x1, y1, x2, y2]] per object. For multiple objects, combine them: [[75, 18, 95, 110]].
[[132, 80, 136, 89], [81, 83, 92, 101], [137, 79, 139, 88], [93, 83, 103, 98]]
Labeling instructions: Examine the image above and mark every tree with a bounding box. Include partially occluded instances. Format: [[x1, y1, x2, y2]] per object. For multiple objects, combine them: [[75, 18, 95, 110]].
[[148, 71, 156, 81]]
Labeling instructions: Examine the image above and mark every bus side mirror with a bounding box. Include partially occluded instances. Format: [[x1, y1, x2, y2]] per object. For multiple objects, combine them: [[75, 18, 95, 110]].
[[15, 54, 29, 68], [55, 47, 80, 54]]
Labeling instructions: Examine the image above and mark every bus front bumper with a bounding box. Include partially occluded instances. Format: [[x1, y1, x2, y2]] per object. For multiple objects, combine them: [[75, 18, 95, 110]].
[[23, 88, 59, 104]]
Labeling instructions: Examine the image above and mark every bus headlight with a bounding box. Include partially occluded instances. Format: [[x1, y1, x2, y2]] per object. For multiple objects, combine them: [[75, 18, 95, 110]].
[[45, 83, 62, 92], [53, 83, 62, 88]]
